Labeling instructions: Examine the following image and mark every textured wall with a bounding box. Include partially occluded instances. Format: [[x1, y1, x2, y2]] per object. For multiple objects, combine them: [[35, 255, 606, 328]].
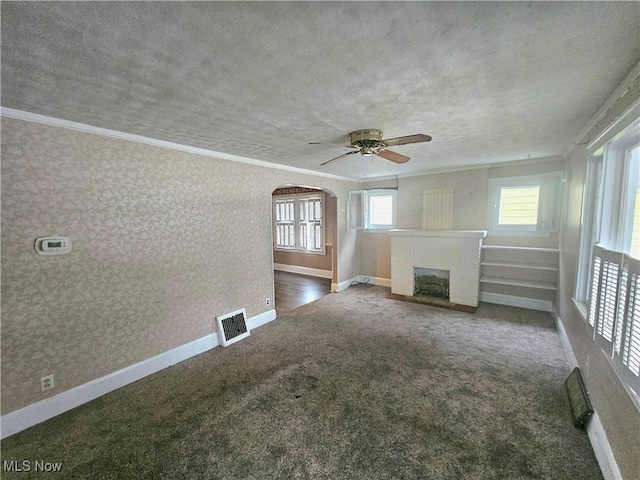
[[0, 118, 358, 414]]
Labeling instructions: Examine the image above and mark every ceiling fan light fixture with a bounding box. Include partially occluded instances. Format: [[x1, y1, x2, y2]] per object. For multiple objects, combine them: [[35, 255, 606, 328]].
[[361, 147, 375, 156]]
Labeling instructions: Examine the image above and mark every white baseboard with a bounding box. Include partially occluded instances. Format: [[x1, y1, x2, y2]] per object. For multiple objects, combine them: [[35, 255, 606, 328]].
[[0, 309, 276, 439], [480, 292, 553, 312], [248, 309, 277, 330], [334, 276, 391, 292], [552, 309, 622, 480], [354, 275, 391, 287], [274, 263, 332, 279], [335, 277, 357, 292], [552, 306, 578, 369], [586, 412, 623, 480]]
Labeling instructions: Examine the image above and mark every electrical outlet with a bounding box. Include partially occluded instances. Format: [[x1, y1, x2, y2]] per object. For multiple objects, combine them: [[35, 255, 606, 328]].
[[265, 297, 271, 307], [41, 374, 54, 391]]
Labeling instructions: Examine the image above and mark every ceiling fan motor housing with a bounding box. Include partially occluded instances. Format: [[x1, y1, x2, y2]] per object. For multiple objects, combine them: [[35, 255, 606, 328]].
[[349, 129, 384, 154]]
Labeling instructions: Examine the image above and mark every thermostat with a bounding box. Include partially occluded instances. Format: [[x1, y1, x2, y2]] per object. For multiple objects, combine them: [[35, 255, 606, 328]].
[[35, 237, 72, 256]]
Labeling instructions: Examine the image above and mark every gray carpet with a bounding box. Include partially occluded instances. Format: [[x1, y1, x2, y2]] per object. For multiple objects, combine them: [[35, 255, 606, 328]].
[[1, 285, 602, 479]]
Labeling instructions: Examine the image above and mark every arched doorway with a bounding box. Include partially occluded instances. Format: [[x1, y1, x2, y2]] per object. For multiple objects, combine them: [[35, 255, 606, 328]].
[[271, 185, 337, 313]]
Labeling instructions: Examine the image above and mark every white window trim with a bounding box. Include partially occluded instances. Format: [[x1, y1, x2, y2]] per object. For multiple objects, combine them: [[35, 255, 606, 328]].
[[273, 193, 325, 254], [366, 189, 398, 231], [348, 188, 397, 231], [575, 154, 604, 306], [487, 172, 562, 237], [575, 102, 640, 404]]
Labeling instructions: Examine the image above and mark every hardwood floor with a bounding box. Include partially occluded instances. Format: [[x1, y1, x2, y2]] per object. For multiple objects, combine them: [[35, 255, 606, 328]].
[[274, 270, 332, 313]]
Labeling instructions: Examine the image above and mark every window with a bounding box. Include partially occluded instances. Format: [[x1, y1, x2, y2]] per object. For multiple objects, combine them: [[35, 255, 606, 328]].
[[575, 108, 640, 398], [273, 193, 323, 252], [348, 189, 397, 230], [488, 173, 562, 236]]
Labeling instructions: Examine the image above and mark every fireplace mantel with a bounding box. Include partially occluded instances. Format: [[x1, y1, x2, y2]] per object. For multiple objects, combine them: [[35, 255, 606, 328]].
[[389, 229, 487, 307]]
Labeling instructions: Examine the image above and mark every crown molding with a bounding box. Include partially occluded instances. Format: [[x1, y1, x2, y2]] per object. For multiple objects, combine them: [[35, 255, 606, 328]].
[[0, 107, 359, 182], [394, 155, 564, 180], [568, 60, 640, 157]]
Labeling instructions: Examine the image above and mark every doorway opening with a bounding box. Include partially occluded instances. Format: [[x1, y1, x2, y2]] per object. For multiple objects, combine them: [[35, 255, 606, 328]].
[[271, 185, 337, 313]]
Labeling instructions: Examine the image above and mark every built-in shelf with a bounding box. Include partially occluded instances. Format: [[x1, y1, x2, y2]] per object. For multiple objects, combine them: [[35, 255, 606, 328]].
[[480, 276, 557, 291], [480, 261, 559, 271], [481, 245, 559, 253], [479, 243, 560, 310]]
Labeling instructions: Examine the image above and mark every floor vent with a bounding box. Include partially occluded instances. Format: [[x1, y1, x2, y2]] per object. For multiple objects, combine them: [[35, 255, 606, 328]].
[[565, 367, 593, 428], [216, 308, 250, 347]]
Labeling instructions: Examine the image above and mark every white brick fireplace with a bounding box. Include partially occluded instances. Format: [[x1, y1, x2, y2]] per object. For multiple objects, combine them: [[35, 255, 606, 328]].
[[389, 230, 487, 307]]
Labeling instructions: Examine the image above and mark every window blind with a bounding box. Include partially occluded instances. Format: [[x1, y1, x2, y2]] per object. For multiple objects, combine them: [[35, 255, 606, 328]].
[[615, 255, 640, 394], [588, 246, 640, 395]]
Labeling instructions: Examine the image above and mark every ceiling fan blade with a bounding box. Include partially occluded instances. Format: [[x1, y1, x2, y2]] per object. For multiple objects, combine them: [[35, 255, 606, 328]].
[[320, 150, 359, 166], [382, 134, 432, 147], [309, 142, 357, 149], [376, 149, 410, 164]]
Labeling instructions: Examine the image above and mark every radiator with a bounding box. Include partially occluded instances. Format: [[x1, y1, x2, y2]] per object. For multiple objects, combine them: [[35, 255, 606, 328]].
[[423, 188, 453, 230]]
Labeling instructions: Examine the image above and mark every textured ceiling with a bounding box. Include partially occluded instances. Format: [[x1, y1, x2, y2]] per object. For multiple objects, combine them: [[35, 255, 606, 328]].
[[2, 2, 639, 179]]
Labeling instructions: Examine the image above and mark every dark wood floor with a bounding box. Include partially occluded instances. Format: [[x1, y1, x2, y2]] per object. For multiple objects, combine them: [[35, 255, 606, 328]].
[[274, 270, 332, 313]]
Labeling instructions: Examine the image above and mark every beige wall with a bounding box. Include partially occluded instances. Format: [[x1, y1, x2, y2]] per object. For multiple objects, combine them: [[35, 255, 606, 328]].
[[398, 168, 489, 230], [555, 87, 640, 476], [358, 160, 563, 279], [0, 118, 359, 414]]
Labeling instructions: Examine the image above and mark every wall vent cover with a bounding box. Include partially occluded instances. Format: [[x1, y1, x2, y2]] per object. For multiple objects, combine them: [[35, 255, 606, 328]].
[[216, 308, 250, 347], [565, 367, 593, 428]]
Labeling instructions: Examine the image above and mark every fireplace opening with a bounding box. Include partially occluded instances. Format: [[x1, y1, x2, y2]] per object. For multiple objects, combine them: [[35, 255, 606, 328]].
[[414, 267, 450, 300]]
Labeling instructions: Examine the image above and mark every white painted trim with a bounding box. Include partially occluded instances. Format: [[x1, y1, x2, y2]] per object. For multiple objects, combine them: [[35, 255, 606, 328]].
[[0, 309, 276, 439], [0, 107, 356, 182], [274, 263, 332, 279], [333, 276, 390, 291], [553, 309, 622, 480], [2, 107, 566, 182], [479, 292, 553, 312], [248, 309, 277, 330], [335, 277, 358, 292], [552, 307, 578, 369], [355, 275, 391, 288], [570, 59, 640, 154], [586, 412, 623, 480], [395, 156, 564, 180]]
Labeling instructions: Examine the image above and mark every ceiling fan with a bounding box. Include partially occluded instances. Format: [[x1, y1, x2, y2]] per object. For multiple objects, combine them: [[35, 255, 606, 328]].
[[311, 129, 432, 166]]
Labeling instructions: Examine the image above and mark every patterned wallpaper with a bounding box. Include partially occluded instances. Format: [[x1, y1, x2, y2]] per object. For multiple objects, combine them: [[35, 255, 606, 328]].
[[1, 118, 359, 414]]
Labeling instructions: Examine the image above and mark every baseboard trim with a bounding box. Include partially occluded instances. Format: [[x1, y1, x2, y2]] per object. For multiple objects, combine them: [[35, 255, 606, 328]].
[[334, 276, 391, 292], [274, 263, 332, 279], [365, 276, 392, 287], [479, 292, 553, 312], [552, 309, 622, 480], [354, 275, 392, 288], [552, 306, 578, 369], [335, 277, 357, 292], [0, 309, 276, 439], [586, 412, 623, 480]]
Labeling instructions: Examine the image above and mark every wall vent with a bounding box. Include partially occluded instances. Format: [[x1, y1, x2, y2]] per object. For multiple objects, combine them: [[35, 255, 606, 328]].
[[565, 367, 593, 428], [216, 308, 250, 347]]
